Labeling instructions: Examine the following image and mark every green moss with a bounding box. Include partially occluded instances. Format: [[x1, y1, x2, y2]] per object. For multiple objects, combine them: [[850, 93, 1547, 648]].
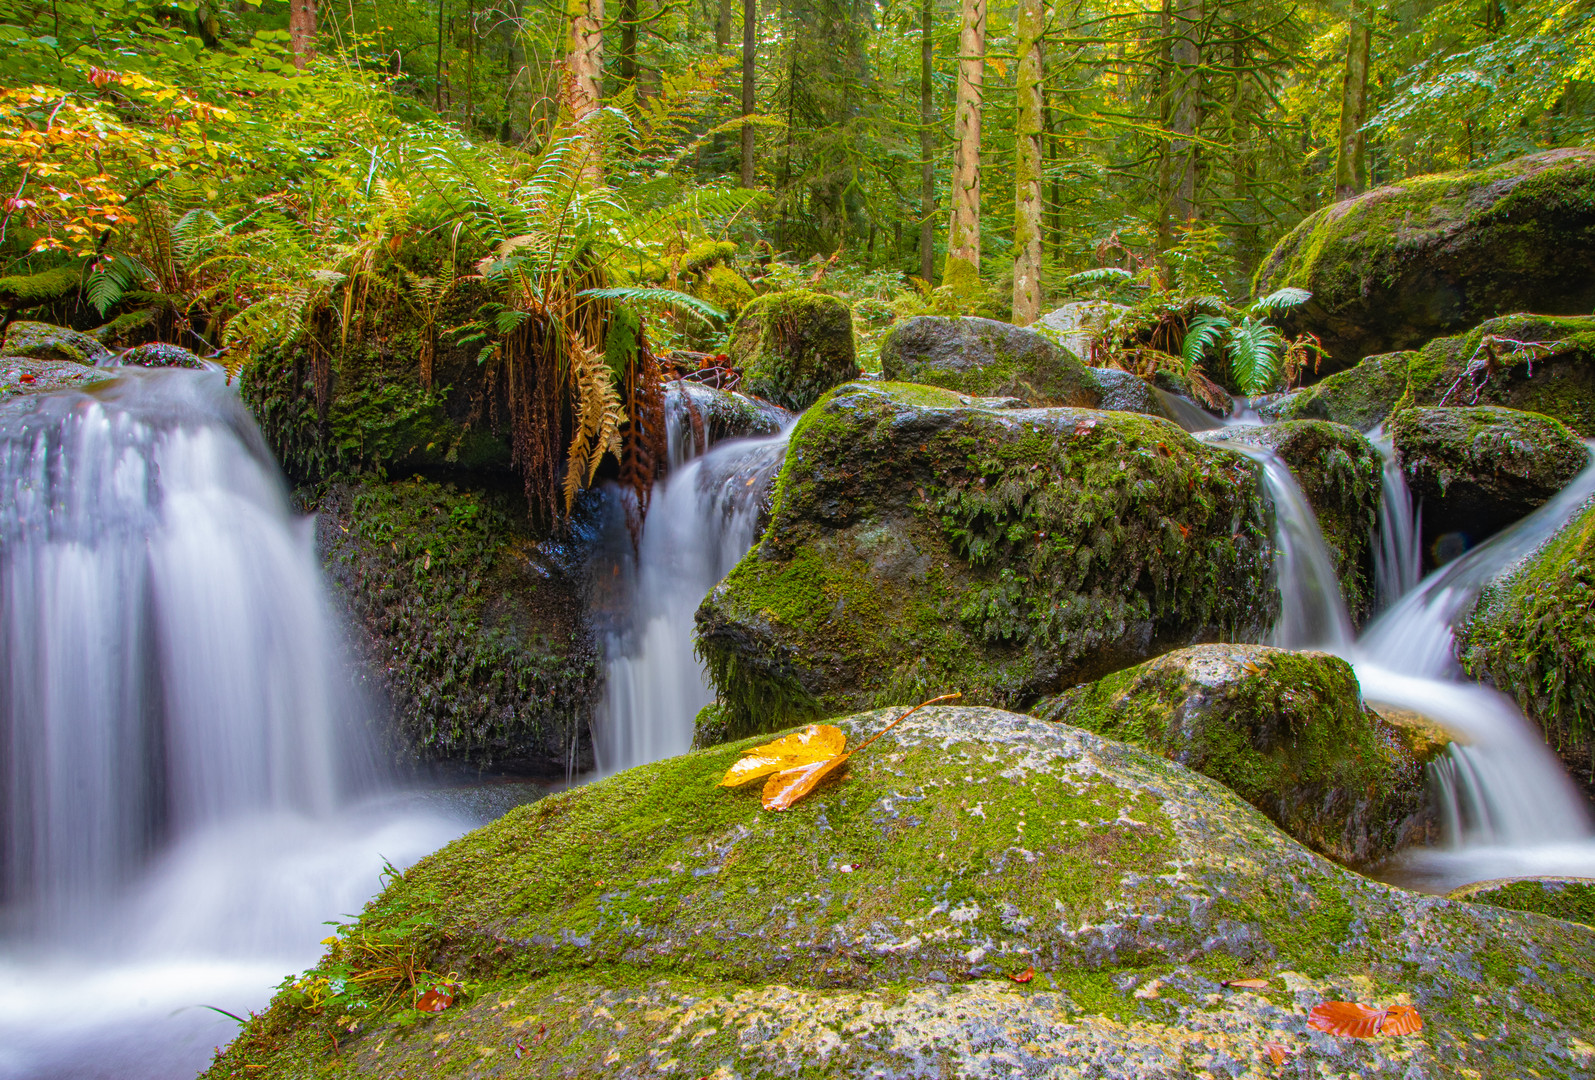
[[726, 289, 859, 411], [1449, 878, 1595, 927], [696, 383, 1276, 737], [0, 263, 81, 305], [0, 320, 110, 365], [696, 263, 755, 318], [312, 477, 595, 764], [878, 316, 1102, 407]]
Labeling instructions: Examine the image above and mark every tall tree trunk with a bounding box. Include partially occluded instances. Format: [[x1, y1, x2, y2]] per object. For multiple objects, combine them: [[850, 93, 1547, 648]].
[[1165, 0, 1202, 235], [1042, 57, 1061, 262], [946, 0, 985, 278], [568, 0, 605, 184], [918, 0, 936, 284], [619, 0, 639, 88], [289, 0, 317, 70], [740, 0, 756, 187], [435, 0, 447, 110], [1012, 0, 1043, 324], [717, 0, 732, 50], [1334, 2, 1372, 201]]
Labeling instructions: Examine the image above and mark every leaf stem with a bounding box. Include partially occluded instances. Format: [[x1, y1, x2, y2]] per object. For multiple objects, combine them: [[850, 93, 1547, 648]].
[[853, 692, 962, 756]]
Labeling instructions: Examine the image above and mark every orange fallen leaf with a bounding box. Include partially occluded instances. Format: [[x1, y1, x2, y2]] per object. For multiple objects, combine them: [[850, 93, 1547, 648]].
[[1261, 1041, 1289, 1065], [720, 693, 962, 812], [1008, 966, 1035, 984], [1226, 978, 1270, 989], [415, 984, 459, 1013], [1308, 1001, 1422, 1038]]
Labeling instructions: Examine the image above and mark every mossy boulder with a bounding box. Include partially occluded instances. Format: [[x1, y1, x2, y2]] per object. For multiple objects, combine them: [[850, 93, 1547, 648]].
[[1392, 405, 1586, 565], [1197, 420, 1383, 622], [310, 476, 597, 768], [1447, 877, 1595, 927], [1254, 148, 1595, 371], [205, 705, 1595, 1080], [0, 319, 112, 365], [1090, 365, 1162, 415], [0, 355, 115, 399], [694, 382, 1275, 741], [117, 341, 205, 369], [1038, 299, 1129, 360], [1274, 313, 1595, 434], [879, 315, 1105, 407], [1032, 644, 1434, 865], [726, 290, 859, 411], [664, 380, 789, 452], [1458, 496, 1595, 781]]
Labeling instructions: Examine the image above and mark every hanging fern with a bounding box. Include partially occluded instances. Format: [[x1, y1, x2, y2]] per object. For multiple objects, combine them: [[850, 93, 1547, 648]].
[[1250, 287, 1312, 316], [562, 338, 626, 512], [577, 286, 725, 325]]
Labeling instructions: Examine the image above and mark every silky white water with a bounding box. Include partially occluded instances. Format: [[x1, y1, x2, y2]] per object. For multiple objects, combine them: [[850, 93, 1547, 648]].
[[593, 391, 792, 772], [0, 370, 475, 1080]]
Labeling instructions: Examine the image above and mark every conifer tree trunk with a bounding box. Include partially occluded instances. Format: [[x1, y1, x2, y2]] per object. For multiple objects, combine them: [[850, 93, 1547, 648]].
[[740, 0, 756, 187], [1165, 0, 1202, 233], [1012, 0, 1044, 324], [946, 0, 985, 278], [919, 0, 936, 283], [1334, 2, 1372, 201], [717, 0, 732, 50], [568, 0, 605, 184], [289, 0, 317, 70], [619, 0, 639, 89]]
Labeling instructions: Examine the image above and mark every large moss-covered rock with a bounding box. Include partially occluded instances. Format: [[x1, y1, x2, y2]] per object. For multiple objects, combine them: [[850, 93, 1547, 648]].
[[241, 297, 513, 483], [1037, 299, 1129, 360], [726, 289, 859, 411], [1254, 148, 1595, 371], [1197, 420, 1383, 622], [1271, 313, 1595, 434], [1459, 496, 1595, 781], [1032, 644, 1433, 865], [205, 706, 1595, 1080], [694, 382, 1275, 741], [879, 315, 1104, 406], [0, 355, 114, 399], [1392, 406, 1586, 564], [0, 319, 112, 365], [310, 476, 597, 768], [1448, 877, 1595, 927]]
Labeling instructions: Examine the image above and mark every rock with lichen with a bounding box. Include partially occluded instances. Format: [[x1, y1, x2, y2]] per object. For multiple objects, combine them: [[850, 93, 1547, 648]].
[[694, 381, 1276, 743], [726, 290, 859, 411], [880, 315, 1103, 407], [1270, 313, 1595, 434], [0, 355, 115, 399], [1032, 643, 1435, 865], [1196, 420, 1383, 622], [1391, 405, 1586, 563], [1, 320, 113, 366], [1253, 148, 1595, 372], [1447, 876, 1595, 927], [203, 705, 1595, 1080], [117, 341, 206, 368]]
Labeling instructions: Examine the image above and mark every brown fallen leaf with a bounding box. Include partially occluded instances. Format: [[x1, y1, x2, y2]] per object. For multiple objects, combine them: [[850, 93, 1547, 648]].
[[1261, 1041, 1289, 1065], [1008, 966, 1036, 984], [1308, 1001, 1422, 1038], [415, 984, 459, 1013], [720, 693, 962, 812], [1226, 978, 1270, 990]]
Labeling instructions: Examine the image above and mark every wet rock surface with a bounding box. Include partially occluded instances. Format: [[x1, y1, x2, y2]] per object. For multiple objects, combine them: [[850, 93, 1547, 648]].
[[116, 341, 206, 368], [0, 319, 113, 366], [879, 314, 1104, 407], [206, 706, 1595, 1080], [1032, 644, 1434, 865], [0, 354, 115, 399], [694, 381, 1275, 742], [663, 381, 790, 451], [1037, 299, 1129, 360], [1197, 420, 1383, 622], [1391, 405, 1586, 565], [1447, 876, 1595, 927], [1253, 148, 1595, 372], [726, 289, 859, 412]]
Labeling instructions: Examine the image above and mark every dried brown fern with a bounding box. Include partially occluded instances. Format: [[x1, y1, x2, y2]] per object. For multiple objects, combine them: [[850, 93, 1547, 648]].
[[563, 335, 624, 512], [618, 322, 669, 543]]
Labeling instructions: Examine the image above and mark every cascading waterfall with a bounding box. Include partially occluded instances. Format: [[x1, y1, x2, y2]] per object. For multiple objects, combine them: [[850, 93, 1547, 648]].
[[0, 369, 469, 1080], [592, 389, 793, 772]]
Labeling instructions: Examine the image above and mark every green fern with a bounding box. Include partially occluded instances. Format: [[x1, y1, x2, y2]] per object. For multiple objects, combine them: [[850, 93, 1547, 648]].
[[1226, 317, 1286, 394], [577, 286, 726, 325], [1181, 315, 1228, 373], [1249, 287, 1311, 316]]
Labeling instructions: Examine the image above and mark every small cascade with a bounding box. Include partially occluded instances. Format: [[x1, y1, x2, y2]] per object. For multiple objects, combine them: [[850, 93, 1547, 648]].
[[1368, 427, 1422, 610], [592, 392, 793, 772]]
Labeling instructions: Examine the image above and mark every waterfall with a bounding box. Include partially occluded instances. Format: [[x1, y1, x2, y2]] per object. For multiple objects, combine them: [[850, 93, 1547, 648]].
[[592, 389, 793, 772], [1368, 427, 1423, 610], [0, 369, 469, 1080]]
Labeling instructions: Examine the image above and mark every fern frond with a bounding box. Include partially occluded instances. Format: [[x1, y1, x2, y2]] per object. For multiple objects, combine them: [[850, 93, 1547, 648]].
[[84, 253, 156, 315], [1226, 317, 1286, 395], [1061, 267, 1133, 292], [563, 338, 626, 511], [1250, 287, 1312, 316], [1180, 315, 1230, 373], [577, 286, 726, 325]]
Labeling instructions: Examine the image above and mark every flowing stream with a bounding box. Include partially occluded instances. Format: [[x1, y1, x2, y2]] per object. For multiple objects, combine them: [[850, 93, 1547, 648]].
[[0, 370, 479, 1080], [592, 390, 792, 772]]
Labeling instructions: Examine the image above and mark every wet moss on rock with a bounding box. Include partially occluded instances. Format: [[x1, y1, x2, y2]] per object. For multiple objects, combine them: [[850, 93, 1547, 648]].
[[694, 382, 1276, 741], [0, 319, 112, 365], [879, 315, 1107, 407], [203, 706, 1595, 1080], [0, 355, 115, 399], [310, 476, 597, 768], [1198, 420, 1382, 623], [1032, 643, 1434, 865], [1253, 148, 1595, 371], [1447, 877, 1595, 927], [726, 289, 859, 411]]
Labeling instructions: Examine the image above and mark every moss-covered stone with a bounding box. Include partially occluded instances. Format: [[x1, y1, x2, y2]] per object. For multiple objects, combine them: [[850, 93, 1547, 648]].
[[1198, 420, 1383, 623], [310, 476, 597, 768], [0, 263, 82, 306], [879, 315, 1106, 407], [1038, 299, 1130, 360], [1274, 313, 1595, 435], [204, 706, 1595, 1080], [0, 355, 115, 399], [1392, 405, 1587, 565], [1459, 495, 1595, 781], [726, 290, 859, 411], [1447, 877, 1595, 927], [1253, 148, 1595, 371], [693, 382, 1275, 741], [664, 381, 789, 452], [117, 341, 205, 369], [0, 320, 112, 365], [1032, 644, 1434, 865]]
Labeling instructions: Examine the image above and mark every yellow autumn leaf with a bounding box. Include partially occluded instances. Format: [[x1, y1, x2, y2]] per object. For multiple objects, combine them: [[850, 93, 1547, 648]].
[[719, 724, 846, 787], [763, 752, 851, 810]]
